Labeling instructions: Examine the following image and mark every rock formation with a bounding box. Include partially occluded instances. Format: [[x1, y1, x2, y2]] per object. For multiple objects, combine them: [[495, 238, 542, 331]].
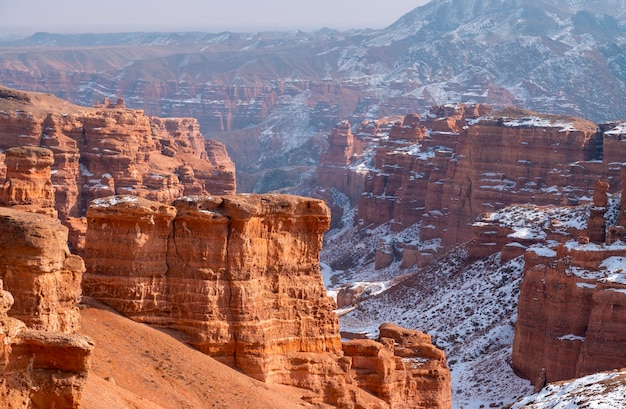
[[343, 323, 451, 409], [322, 105, 624, 270], [0, 86, 236, 250], [82, 194, 452, 408], [512, 240, 626, 389], [0, 207, 84, 334], [0, 179, 92, 407], [0, 146, 57, 217], [317, 117, 400, 228], [472, 179, 626, 389], [0, 279, 93, 408]]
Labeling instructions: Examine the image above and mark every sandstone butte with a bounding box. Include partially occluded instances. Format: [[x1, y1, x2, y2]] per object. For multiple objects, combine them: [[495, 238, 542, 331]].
[[318, 104, 626, 270], [470, 177, 626, 391], [0, 85, 236, 253], [82, 193, 452, 408]]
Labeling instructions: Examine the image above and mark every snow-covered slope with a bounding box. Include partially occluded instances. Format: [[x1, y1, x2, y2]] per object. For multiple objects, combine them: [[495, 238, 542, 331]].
[[334, 244, 533, 409], [324, 194, 623, 408], [511, 370, 626, 408]]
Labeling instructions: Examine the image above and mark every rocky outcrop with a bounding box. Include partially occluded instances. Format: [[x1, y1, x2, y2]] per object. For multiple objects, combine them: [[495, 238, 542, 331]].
[[317, 118, 399, 228], [0, 86, 236, 249], [343, 323, 451, 409], [512, 241, 626, 389], [323, 105, 623, 270], [0, 146, 57, 217], [82, 194, 451, 408], [474, 179, 626, 389], [0, 207, 84, 334], [0, 279, 93, 408]]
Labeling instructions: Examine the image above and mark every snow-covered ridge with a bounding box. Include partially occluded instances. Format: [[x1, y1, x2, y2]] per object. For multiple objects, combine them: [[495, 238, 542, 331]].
[[468, 115, 581, 132]]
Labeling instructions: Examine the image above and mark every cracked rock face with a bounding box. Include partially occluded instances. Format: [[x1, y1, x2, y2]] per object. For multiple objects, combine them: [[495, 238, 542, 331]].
[[82, 195, 341, 380]]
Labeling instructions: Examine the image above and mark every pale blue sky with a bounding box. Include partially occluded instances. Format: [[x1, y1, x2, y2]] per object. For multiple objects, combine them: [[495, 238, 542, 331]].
[[0, 0, 431, 35]]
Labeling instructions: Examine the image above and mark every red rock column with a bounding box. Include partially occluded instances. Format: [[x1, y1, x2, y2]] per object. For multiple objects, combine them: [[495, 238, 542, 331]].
[[0, 207, 84, 333], [1, 146, 57, 218], [83, 195, 177, 320]]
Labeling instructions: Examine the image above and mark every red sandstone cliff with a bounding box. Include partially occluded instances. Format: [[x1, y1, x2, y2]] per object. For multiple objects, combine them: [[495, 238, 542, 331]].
[[322, 105, 621, 270], [82, 193, 451, 408], [470, 179, 626, 390], [0, 86, 236, 249]]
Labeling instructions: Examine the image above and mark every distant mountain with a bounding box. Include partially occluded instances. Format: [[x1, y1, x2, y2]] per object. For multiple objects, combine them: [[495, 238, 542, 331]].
[[364, 0, 626, 121], [1, 0, 625, 192]]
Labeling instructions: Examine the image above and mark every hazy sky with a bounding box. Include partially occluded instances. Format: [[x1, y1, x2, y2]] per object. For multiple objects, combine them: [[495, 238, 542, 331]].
[[0, 0, 431, 35]]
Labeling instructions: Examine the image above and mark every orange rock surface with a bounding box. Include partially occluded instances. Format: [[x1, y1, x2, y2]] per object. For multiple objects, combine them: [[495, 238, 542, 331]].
[[512, 244, 626, 388], [82, 193, 451, 407], [0, 86, 236, 250], [324, 105, 620, 270], [0, 207, 84, 334], [0, 275, 92, 408], [0, 146, 57, 217], [343, 323, 451, 409]]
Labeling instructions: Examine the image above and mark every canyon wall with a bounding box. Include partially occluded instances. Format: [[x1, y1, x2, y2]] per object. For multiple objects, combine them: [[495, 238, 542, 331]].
[[82, 193, 451, 408], [0, 279, 93, 408], [320, 105, 625, 269], [0, 86, 236, 250], [471, 179, 626, 389], [512, 241, 626, 388], [0, 185, 92, 407]]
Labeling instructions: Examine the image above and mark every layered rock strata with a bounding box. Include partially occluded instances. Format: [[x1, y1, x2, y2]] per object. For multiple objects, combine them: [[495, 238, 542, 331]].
[[322, 105, 624, 269], [474, 180, 626, 389], [343, 323, 451, 409], [0, 86, 236, 248], [512, 241, 626, 388], [82, 194, 451, 408], [0, 207, 84, 334], [0, 146, 57, 217], [0, 279, 93, 408]]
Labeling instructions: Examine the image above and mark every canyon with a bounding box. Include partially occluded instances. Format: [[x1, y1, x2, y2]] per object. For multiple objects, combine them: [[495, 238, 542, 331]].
[[319, 104, 625, 272], [1, 0, 625, 193], [81, 193, 451, 408], [0, 86, 452, 408]]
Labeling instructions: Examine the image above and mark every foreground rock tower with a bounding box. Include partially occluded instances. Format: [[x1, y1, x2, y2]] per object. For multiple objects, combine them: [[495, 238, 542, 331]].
[[82, 194, 452, 408], [0, 150, 92, 407]]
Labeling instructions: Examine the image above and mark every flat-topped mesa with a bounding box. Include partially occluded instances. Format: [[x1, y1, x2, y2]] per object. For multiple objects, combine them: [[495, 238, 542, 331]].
[[0, 207, 85, 334], [83, 195, 343, 393], [0, 146, 57, 217]]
